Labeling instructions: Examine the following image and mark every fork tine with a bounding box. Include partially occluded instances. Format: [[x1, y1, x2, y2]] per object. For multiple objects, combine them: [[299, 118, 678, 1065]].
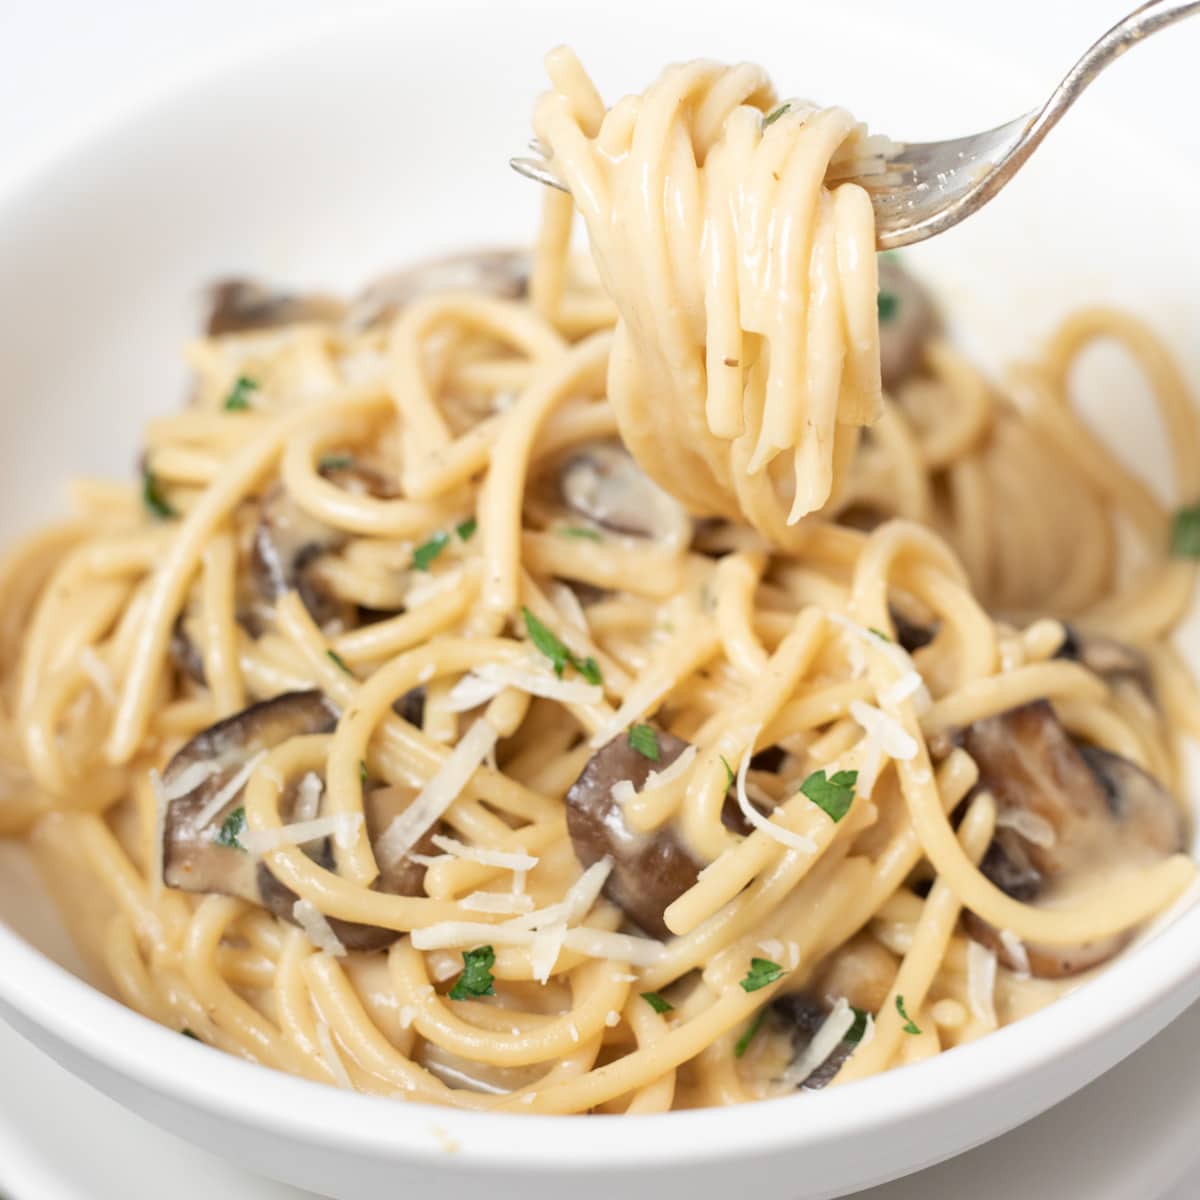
[[509, 156, 570, 193]]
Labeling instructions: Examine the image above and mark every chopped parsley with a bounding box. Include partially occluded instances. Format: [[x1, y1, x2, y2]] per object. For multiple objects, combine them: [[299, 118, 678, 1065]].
[[359, 759, 368, 785], [448, 945, 495, 1000], [455, 516, 478, 542], [628, 723, 660, 761], [845, 1006, 870, 1045], [640, 992, 673, 1014], [326, 648, 352, 674], [181, 1028, 202, 1041], [411, 531, 450, 572], [762, 102, 791, 129], [878, 290, 900, 321], [720, 755, 736, 789], [895, 994, 921, 1035], [739, 957, 784, 993], [521, 607, 603, 684], [560, 526, 602, 541], [799, 768, 858, 824], [223, 375, 258, 411], [215, 806, 247, 852], [141, 466, 177, 520], [734, 1009, 766, 1058], [868, 626, 891, 642], [1170, 504, 1200, 557], [318, 453, 354, 472]]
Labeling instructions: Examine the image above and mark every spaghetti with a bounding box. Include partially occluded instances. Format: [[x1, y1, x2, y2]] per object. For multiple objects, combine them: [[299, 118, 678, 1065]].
[[1, 50, 1198, 1113]]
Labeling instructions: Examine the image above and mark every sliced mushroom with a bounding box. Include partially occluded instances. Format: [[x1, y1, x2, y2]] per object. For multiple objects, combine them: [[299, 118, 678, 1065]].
[[564, 728, 749, 938], [348, 249, 529, 330], [559, 443, 692, 547], [168, 617, 207, 686], [961, 701, 1185, 976], [162, 691, 435, 953], [1056, 624, 1153, 697], [878, 257, 938, 390], [206, 280, 345, 336], [250, 459, 399, 629], [767, 993, 864, 1090], [889, 604, 936, 655]]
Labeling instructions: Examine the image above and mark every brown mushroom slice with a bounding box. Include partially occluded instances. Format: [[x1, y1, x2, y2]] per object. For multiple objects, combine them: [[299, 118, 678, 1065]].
[[767, 993, 867, 1090], [251, 459, 399, 629], [168, 617, 207, 686], [961, 701, 1186, 977], [162, 691, 338, 899], [564, 728, 750, 938], [206, 279, 346, 336], [559, 442, 692, 547], [877, 257, 938, 390], [348, 249, 530, 330], [1056, 624, 1153, 697]]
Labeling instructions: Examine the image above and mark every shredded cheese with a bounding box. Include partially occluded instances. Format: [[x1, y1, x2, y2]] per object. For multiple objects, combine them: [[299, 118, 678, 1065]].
[[461, 891, 536, 915], [998, 928, 1031, 978], [549, 581, 588, 631], [995, 808, 1056, 847], [240, 812, 363, 855], [445, 660, 603, 712], [966, 939, 998, 1026], [605, 1009, 622, 1028], [530, 924, 566, 984], [430, 833, 538, 872], [375, 718, 498, 868], [735, 730, 817, 854], [563, 926, 665, 966], [780, 997, 855, 1087], [850, 700, 919, 761], [191, 750, 267, 830], [828, 612, 932, 712], [292, 899, 347, 957], [611, 744, 698, 806], [161, 759, 220, 803], [293, 771, 324, 824]]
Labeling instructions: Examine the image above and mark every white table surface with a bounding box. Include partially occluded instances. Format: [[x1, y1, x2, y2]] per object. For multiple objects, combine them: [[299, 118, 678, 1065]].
[[1, 2, 1198, 1198]]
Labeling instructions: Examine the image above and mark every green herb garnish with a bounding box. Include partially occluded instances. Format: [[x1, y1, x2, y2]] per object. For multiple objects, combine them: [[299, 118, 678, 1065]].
[[223, 375, 258, 411], [895, 994, 921, 1035], [326, 649, 351, 673], [845, 1006, 870, 1045], [448, 946, 496, 1000], [720, 755, 736, 789], [215, 806, 246, 852], [878, 291, 900, 321], [411, 531, 450, 572], [521, 607, 603, 685], [640, 992, 673, 1014], [456, 517, 478, 542], [799, 768, 858, 824], [141, 466, 177, 520], [739, 957, 784, 993], [318, 453, 354, 472], [1170, 504, 1200, 557], [734, 1009, 766, 1058], [868, 626, 891, 642], [762, 103, 791, 129], [628, 723, 660, 761], [560, 526, 602, 542]]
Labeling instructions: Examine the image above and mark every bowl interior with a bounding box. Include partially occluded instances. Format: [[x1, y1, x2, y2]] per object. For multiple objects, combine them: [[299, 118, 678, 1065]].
[[1, 0, 1200, 1192]]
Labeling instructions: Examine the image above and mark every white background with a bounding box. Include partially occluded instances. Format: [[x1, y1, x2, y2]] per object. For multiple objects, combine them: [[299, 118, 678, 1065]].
[[0, 1, 1198, 1198]]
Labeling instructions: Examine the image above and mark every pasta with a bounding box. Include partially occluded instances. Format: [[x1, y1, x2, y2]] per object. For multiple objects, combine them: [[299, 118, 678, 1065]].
[[2, 49, 1199, 1114]]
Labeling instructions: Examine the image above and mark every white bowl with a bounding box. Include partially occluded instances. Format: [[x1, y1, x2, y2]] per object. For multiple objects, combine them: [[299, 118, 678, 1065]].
[[2, 4, 1200, 1199]]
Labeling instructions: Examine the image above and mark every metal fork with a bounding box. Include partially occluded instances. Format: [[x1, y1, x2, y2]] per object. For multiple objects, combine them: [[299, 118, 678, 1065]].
[[510, 0, 1200, 249]]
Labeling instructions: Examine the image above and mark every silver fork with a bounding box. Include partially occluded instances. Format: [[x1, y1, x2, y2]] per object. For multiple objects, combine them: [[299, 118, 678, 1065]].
[[510, 0, 1200, 250]]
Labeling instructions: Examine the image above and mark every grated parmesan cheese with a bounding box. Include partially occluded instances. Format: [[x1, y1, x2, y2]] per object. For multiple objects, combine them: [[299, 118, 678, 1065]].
[[161, 759, 220, 803], [850, 700, 919, 761], [995, 808, 1056, 847], [430, 833, 538, 872], [880, 670, 925, 707], [610, 744, 697, 806], [568, 1022, 580, 1044], [293, 771, 324, 824], [780, 997, 856, 1087], [461, 891, 536, 915], [966, 940, 998, 1026], [240, 812, 363, 855], [397, 1006, 418, 1030], [735, 729, 817, 854], [292, 899, 347, 957], [998, 928, 1031, 978], [605, 1010, 622, 1028], [191, 751, 267, 830], [549, 581, 588, 632], [530, 924, 566, 984], [315, 1019, 355, 1090], [445, 660, 603, 711], [375, 718, 498, 869], [827, 612, 932, 713]]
